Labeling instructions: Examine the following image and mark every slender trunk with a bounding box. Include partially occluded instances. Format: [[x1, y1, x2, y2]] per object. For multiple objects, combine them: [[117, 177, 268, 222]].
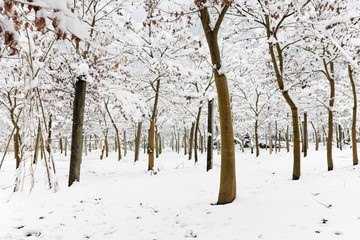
[[184, 128, 187, 155], [33, 121, 41, 164], [65, 137, 68, 157], [189, 122, 195, 160], [339, 125, 342, 151], [268, 123, 272, 154], [275, 120, 278, 153], [148, 120, 155, 170], [325, 59, 335, 171], [148, 79, 160, 171], [124, 131, 127, 156], [255, 119, 259, 157], [68, 79, 87, 186], [207, 99, 214, 171], [303, 112, 308, 157], [194, 106, 202, 163], [266, 14, 300, 179], [155, 127, 159, 158], [59, 137, 63, 154], [310, 122, 319, 151], [89, 135, 91, 152], [348, 65, 358, 165], [134, 121, 142, 162]]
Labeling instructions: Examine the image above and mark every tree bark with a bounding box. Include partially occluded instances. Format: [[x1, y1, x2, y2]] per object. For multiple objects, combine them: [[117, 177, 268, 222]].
[[194, 106, 202, 163], [255, 119, 259, 157], [303, 112, 308, 157], [199, 4, 236, 204], [134, 121, 142, 162], [148, 78, 160, 171], [348, 65, 358, 165], [265, 14, 300, 180], [68, 79, 87, 186], [33, 121, 41, 164], [189, 122, 195, 160], [324, 58, 334, 171], [207, 99, 214, 171]]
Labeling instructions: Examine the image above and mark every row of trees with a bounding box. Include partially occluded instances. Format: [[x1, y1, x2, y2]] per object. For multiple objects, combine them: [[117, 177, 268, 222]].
[[1, 0, 360, 204]]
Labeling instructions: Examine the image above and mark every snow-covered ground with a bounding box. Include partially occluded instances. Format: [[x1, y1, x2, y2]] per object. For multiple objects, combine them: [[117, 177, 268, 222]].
[[1, 144, 360, 240]]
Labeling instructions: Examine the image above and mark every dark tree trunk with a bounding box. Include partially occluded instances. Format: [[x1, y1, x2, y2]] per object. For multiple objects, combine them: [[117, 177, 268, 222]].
[[134, 121, 142, 162], [207, 99, 214, 171], [189, 122, 195, 160], [68, 79, 87, 186]]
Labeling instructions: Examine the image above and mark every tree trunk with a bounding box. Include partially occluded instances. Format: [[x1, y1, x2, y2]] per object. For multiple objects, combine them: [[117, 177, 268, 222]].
[[155, 127, 159, 158], [148, 78, 160, 171], [324, 59, 335, 171], [134, 121, 142, 162], [124, 131, 127, 156], [310, 122, 319, 151], [189, 122, 195, 160], [59, 137, 63, 154], [184, 128, 187, 155], [148, 120, 155, 170], [33, 121, 41, 164], [348, 65, 358, 165], [275, 120, 278, 153], [194, 106, 202, 163], [68, 79, 87, 186], [268, 123, 272, 154], [207, 99, 214, 171], [266, 14, 300, 180], [255, 119, 259, 157], [65, 137, 68, 157], [303, 112, 308, 157], [339, 125, 342, 151]]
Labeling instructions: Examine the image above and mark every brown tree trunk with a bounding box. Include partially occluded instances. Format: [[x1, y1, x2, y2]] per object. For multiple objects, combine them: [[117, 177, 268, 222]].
[[265, 14, 300, 180], [69, 79, 87, 186], [199, 4, 236, 204], [310, 122, 319, 151], [134, 121, 142, 162], [324, 58, 334, 171], [184, 128, 187, 155], [124, 131, 127, 157], [33, 121, 41, 164], [348, 65, 358, 165], [148, 78, 160, 171], [189, 122, 195, 160], [255, 119, 259, 157], [194, 106, 202, 163]]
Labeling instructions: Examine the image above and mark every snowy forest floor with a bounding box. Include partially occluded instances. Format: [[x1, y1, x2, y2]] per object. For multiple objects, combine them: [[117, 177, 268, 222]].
[[1, 144, 360, 240]]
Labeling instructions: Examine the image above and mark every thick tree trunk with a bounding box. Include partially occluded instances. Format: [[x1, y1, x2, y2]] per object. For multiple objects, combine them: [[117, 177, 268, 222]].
[[348, 65, 358, 165], [199, 4, 236, 204], [68, 79, 87, 186], [134, 121, 142, 162]]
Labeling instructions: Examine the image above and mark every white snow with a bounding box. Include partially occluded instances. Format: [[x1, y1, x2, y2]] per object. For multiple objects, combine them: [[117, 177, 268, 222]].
[[1, 144, 360, 239]]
